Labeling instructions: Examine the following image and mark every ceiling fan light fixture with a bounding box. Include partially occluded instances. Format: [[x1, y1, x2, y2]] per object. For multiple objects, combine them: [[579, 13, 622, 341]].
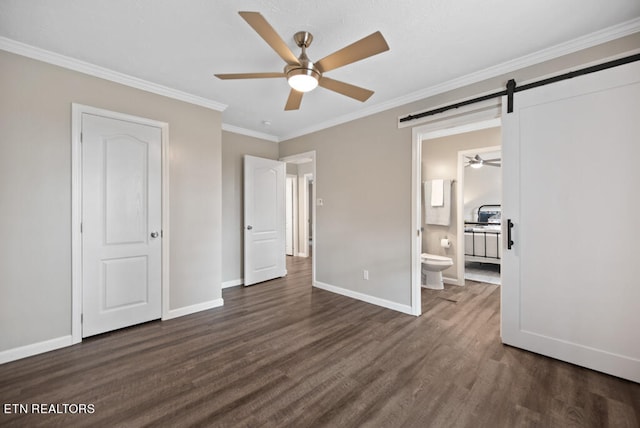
[[470, 161, 483, 169], [286, 67, 320, 92]]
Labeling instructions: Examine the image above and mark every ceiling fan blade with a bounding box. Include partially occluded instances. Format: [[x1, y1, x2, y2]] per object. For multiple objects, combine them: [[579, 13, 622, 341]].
[[485, 163, 501, 167], [285, 89, 303, 110], [316, 31, 389, 73], [318, 77, 374, 102], [483, 158, 501, 162], [215, 72, 285, 80], [239, 11, 300, 66]]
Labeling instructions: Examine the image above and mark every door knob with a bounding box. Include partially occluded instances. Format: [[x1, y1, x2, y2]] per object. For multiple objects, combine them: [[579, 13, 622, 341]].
[[246, 225, 253, 230], [150, 231, 159, 238]]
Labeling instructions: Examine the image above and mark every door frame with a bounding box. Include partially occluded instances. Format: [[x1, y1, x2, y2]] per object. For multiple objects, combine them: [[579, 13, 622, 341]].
[[411, 99, 501, 316], [285, 174, 298, 256], [280, 151, 316, 283], [71, 104, 170, 344], [299, 173, 313, 258]]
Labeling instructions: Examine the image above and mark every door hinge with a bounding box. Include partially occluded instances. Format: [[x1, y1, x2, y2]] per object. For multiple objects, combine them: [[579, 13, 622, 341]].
[[81, 313, 83, 323], [80, 222, 83, 233], [80, 132, 83, 143]]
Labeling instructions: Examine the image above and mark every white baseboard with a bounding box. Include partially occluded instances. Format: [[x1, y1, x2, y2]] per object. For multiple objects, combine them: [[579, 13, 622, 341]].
[[2, 297, 225, 364], [0, 335, 73, 365], [314, 281, 414, 316], [443, 276, 463, 286], [222, 279, 243, 289], [163, 298, 224, 320]]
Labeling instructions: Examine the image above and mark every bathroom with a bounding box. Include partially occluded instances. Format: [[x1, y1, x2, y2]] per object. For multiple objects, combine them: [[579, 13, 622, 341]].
[[421, 120, 502, 290]]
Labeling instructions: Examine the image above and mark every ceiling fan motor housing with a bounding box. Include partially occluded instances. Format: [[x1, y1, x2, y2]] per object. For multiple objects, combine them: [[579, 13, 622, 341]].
[[286, 32, 321, 91], [284, 61, 321, 81]]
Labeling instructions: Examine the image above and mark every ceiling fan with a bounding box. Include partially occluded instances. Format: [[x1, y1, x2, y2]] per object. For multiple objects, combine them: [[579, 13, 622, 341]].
[[465, 154, 501, 169], [215, 11, 390, 111]]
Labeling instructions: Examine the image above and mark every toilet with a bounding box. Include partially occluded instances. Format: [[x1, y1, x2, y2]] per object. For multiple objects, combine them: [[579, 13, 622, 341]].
[[421, 253, 454, 290]]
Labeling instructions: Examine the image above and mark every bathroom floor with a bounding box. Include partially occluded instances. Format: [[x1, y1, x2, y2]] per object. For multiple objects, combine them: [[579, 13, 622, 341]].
[[464, 262, 500, 285]]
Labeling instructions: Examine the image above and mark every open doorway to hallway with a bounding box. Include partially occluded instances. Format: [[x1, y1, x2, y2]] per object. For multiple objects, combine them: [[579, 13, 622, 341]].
[[281, 151, 316, 282]]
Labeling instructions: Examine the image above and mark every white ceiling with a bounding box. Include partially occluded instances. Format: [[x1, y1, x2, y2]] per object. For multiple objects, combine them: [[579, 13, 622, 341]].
[[1, 0, 639, 141]]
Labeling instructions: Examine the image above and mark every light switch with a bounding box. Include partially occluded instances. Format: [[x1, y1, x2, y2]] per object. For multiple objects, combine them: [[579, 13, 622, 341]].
[[317, 198, 324, 206]]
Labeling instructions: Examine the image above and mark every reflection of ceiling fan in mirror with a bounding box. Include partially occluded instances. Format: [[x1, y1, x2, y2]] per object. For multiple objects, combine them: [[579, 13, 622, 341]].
[[465, 154, 501, 169], [214, 11, 390, 111]]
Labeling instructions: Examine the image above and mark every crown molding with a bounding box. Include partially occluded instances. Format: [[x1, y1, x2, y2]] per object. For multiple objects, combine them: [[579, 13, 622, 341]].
[[2, 16, 638, 140], [221, 123, 280, 142], [0, 37, 227, 112], [280, 17, 640, 141]]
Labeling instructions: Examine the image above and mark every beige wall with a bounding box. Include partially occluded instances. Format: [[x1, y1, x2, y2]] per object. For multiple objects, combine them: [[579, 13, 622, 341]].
[[0, 50, 223, 351], [422, 127, 502, 281], [280, 113, 414, 307], [280, 33, 640, 309], [221, 131, 279, 283]]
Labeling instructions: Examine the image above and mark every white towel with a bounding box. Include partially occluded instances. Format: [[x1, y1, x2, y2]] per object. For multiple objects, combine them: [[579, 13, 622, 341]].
[[425, 179, 452, 226], [431, 179, 444, 207]]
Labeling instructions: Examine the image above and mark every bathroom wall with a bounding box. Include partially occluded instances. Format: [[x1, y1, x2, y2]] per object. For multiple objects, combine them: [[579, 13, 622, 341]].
[[422, 127, 501, 282]]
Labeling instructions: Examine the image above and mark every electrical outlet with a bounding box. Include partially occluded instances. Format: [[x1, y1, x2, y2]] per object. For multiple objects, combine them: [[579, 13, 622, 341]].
[[363, 270, 369, 280]]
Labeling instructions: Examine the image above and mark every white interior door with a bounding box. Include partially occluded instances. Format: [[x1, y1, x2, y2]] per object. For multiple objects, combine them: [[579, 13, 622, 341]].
[[501, 60, 640, 382], [82, 113, 162, 337], [244, 155, 286, 286]]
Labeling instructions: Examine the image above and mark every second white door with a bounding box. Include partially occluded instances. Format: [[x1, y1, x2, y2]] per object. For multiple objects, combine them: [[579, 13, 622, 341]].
[[244, 155, 286, 286]]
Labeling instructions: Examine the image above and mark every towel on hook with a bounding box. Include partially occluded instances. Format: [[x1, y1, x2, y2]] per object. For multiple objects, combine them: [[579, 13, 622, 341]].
[[431, 179, 444, 207], [425, 179, 452, 226]]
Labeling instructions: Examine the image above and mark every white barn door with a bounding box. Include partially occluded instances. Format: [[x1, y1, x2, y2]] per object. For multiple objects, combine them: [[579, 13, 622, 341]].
[[82, 113, 162, 337], [244, 155, 286, 286], [501, 60, 640, 382]]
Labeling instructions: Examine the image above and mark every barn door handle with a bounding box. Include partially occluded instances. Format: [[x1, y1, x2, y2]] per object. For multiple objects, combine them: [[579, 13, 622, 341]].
[[507, 219, 514, 250]]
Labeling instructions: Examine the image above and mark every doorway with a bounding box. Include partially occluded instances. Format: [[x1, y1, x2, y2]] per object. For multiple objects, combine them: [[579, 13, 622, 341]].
[[420, 123, 501, 289], [280, 151, 316, 282], [286, 174, 298, 256], [411, 113, 501, 316], [457, 145, 502, 286]]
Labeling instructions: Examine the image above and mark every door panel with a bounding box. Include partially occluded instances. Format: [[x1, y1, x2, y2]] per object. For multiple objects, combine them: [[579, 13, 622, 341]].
[[244, 155, 286, 286], [104, 137, 148, 244], [82, 113, 162, 337], [102, 256, 148, 309], [501, 60, 640, 382]]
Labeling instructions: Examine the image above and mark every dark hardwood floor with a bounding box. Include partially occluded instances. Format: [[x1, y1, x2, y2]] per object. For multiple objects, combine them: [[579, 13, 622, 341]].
[[1, 256, 639, 427]]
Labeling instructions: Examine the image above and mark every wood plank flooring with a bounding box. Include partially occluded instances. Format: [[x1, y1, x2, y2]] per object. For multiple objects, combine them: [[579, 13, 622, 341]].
[[1, 255, 639, 427]]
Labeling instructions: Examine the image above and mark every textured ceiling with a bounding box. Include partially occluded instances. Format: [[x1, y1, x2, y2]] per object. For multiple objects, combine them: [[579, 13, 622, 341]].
[[1, 0, 639, 140]]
